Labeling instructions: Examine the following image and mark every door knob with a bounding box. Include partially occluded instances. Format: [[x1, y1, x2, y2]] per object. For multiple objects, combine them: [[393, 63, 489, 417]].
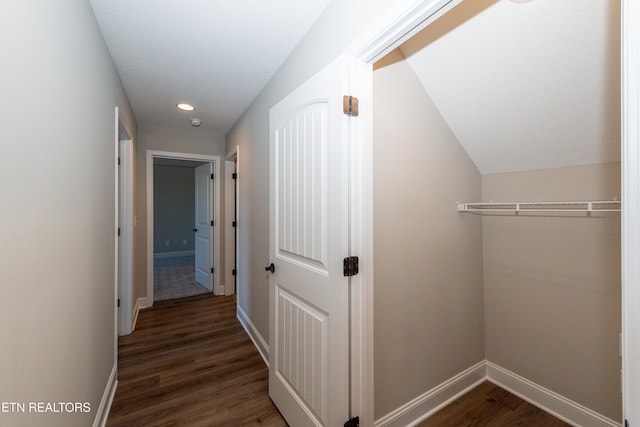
[[192, 228, 198, 232], [265, 263, 275, 273]]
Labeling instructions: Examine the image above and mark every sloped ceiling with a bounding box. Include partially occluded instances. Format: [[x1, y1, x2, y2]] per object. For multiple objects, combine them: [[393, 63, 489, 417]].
[[399, 0, 621, 175], [89, 0, 332, 135]]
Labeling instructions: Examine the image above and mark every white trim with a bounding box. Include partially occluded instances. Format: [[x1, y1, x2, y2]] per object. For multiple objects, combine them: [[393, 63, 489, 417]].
[[113, 107, 119, 375], [622, 0, 640, 424], [146, 150, 221, 304], [374, 361, 621, 427], [374, 361, 486, 427], [224, 151, 237, 296], [153, 250, 195, 259], [237, 303, 269, 367], [486, 362, 621, 427], [347, 0, 463, 64], [92, 364, 118, 427], [131, 297, 150, 332], [117, 115, 134, 337]]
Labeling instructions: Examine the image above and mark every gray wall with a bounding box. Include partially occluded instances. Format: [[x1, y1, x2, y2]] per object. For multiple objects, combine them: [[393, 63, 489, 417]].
[[0, 1, 137, 426], [153, 165, 196, 253], [482, 163, 622, 421]]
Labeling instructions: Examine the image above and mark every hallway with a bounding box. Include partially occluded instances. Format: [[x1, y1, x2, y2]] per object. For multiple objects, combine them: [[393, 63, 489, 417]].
[[107, 294, 286, 426]]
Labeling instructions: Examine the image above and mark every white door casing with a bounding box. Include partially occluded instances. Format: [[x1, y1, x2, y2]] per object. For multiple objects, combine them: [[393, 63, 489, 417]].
[[268, 55, 351, 426], [225, 158, 237, 296], [195, 163, 213, 291]]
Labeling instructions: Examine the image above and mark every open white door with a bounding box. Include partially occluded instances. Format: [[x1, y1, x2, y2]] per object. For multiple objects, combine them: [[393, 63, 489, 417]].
[[194, 163, 213, 291], [268, 55, 352, 426]]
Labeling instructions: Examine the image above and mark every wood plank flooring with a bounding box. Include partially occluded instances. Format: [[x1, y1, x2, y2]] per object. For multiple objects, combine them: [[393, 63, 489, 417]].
[[107, 294, 287, 427], [416, 381, 571, 427], [108, 294, 570, 426]]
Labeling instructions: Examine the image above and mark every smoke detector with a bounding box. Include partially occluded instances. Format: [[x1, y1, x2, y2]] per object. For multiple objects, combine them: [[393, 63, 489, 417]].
[[190, 118, 202, 127]]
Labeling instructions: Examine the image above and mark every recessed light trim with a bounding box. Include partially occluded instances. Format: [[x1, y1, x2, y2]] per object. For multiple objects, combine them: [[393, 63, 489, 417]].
[[177, 103, 195, 111]]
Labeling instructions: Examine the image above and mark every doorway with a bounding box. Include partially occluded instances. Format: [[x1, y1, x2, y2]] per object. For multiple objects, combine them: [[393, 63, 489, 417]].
[[146, 150, 222, 304], [152, 158, 212, 301], [116, 108, 134, 337]]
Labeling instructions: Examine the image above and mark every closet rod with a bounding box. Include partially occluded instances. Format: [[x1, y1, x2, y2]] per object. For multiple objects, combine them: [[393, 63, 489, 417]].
[[456, 200, 621, 214]]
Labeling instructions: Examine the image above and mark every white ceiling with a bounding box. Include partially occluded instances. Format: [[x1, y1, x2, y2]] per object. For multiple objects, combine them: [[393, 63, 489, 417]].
[[399, 0, 621, 174], [89, 0, 332, 135]]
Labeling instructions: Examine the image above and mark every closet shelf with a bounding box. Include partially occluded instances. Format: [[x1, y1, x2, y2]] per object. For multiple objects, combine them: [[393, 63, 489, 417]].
[[456, 200, 621, 214]]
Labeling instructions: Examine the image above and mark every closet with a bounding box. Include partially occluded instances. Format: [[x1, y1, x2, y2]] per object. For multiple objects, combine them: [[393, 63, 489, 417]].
[[372, 0, 622, 425]]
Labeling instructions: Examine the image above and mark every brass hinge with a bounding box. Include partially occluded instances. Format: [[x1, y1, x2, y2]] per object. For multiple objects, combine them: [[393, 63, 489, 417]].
[[343, 96, 359, 117]]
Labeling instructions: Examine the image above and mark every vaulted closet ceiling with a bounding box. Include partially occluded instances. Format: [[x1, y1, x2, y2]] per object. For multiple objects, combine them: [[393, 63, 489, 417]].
[[400, 0, 621, 175]]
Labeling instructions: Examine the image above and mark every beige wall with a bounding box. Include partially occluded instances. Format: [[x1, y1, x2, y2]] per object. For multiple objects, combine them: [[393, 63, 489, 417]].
[[134, 125, 226, 300], [372, 50, 485, 418], [0, 1, 137, 426], [482, 163, 622, 421]]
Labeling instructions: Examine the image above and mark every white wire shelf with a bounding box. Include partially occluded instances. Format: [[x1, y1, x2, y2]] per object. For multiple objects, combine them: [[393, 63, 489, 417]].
[[456, 200, 621, 214]]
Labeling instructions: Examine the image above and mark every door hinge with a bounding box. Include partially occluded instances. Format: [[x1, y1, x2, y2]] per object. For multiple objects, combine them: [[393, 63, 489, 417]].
[[117, 298, 120, 308], [232, 172, 237, 180], [343, 256, 359, 277], [211, 173, 214, 180], [117, 227, 121, 236], [344, 416, 359, 427], [117, 157, 121, 166], [343, 95, 359, 117], [232, 221, 237, 228], [211, 220, 214, 226], [232, 269, 236, 276], [625, 419, 629, 427], [211, 267, 215, 274]]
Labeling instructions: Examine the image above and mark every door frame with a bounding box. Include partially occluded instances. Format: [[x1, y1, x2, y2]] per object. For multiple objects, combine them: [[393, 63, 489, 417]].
[[342, 1, 465, 424], [224, 146, 238, 296], [145, 150, 222, 303], [116, 107, 135, 336], [346, 0, 638, 424], [621, 0, 640, 423]]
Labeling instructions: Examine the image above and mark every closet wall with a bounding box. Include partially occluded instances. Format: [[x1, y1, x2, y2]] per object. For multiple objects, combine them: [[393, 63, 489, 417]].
[[483, 163, 621, 420], [373, 49, 485, 419], [373, 50, 622, 422]]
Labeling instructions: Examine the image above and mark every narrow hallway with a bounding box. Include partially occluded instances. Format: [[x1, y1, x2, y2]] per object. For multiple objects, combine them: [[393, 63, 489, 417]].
[[107, 294, 286, 426]]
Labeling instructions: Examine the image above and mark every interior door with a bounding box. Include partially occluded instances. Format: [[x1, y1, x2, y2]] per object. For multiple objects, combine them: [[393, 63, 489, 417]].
[[194, 163, 213, 291], [269, 55, 351, 426]]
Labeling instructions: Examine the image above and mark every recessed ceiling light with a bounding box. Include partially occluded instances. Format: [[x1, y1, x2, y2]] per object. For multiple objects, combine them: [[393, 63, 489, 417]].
[[177, 103, 195, 111]]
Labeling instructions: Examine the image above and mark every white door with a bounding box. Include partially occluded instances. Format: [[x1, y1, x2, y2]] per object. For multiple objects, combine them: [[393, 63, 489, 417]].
[[194, 163, 213, 291], [269, 55, 352, 426]]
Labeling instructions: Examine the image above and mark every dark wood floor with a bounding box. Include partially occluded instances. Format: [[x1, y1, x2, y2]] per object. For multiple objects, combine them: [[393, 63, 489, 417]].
[[108, 294, 569, 426], [417, 381, 571, 427], [107, 294, 287, 426]]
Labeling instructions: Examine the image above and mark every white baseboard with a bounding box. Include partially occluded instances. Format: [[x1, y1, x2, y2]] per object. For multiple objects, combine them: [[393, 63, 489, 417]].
[[375, 360, 620, 427], [375, 361, 486, 427], [132, 297, 150, 332], [153, 250, 195, 259], [92, 364, 117, 427], [236, 303, 269, 367], [486, 361, 621, 427]]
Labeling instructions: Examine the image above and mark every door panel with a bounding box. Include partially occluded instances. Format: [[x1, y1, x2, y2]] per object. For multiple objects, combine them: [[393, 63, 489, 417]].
[[195, 163, 213, 290], [269, 55, 350, 427]]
